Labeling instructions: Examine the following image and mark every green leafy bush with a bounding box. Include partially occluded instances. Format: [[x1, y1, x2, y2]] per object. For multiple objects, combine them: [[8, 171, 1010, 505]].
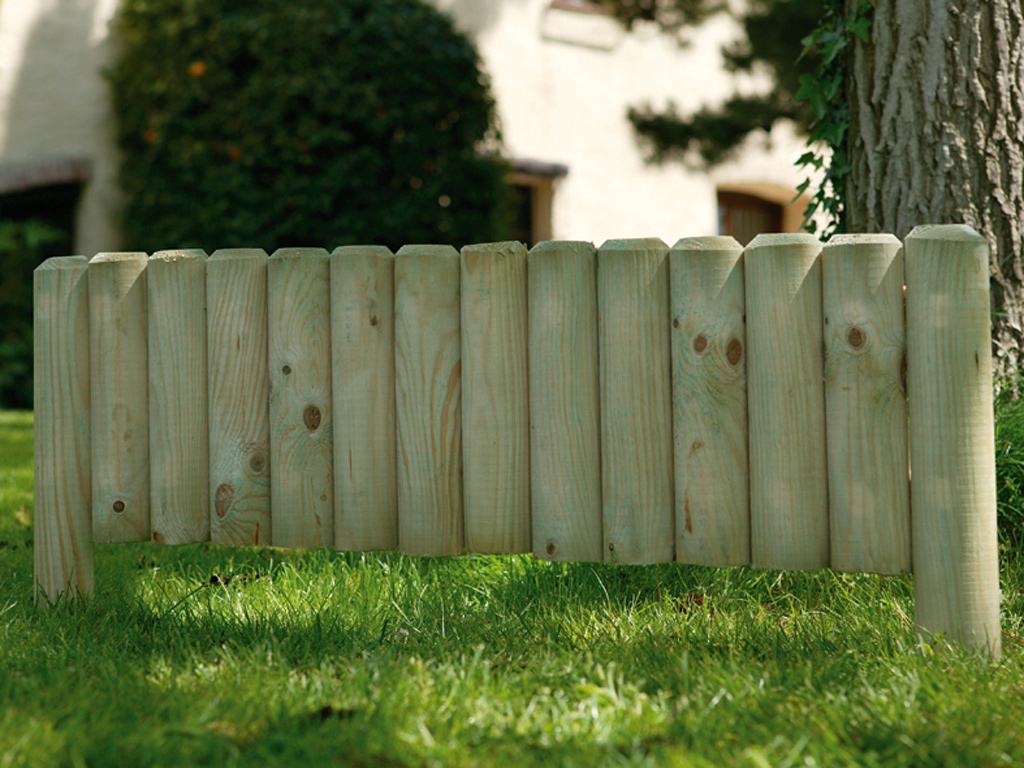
[[107, 0, 511, 252], [0, 220, 63, 408], [995, 384, 1024, 549]]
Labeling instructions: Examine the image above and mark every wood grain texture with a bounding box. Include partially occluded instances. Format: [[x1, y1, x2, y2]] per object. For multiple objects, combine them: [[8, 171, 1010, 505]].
[[268, 248, 333, 548], [598, 238, 674, 564], [670, 236, 749, 567], [823, 234, 910, 574], [745, 233, 828, 570], [528, 241, 602, 562], [33, 257, 94, 601], [207, 249, 271, 546], [394, 245, 463, 557], [148, 250, 209, 545], [906, 224, 1000, 656], [461, 241, 530, 554], [89, 252, 150, 543], [331, 245, 397, 551]]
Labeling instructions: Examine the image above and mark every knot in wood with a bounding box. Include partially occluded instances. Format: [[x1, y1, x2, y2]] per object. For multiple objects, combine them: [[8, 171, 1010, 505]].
[[215, 483, 235, 518], [693, 334, 708, 353], [303, 405, 322, 431], [112, 500, 125, 514], [281, 364, 292, 375], [673, 317, 680, 329], [546, 542, 556, 556], [249, 452, 266, 474], [847, 326, 865, 348], [726, 338, 742, 366]]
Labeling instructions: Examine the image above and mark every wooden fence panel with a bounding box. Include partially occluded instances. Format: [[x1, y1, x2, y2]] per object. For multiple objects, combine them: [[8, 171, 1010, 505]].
[[268, 248, 333, 548], [822, 234, 910, 574], [906, 224, 1000, 657], [745, 234, 828, 570], [331, 245, 398, 551], [395, 245, 463, 556], [670, 236, 749, 567], [148, 250, 209, 545], [207, 249, 271, 546], [34, 256, 94, 600], [598, 238, 674, 564], [528, 241, 602, 563], [461, 241, 530, 554], [89, 252, 150, 543]]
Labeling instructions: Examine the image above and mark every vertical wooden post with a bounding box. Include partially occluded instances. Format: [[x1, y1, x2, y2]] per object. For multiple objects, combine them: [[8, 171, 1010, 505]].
[[331, 245, 398, 551], [394, 245, 463, 557], [148, 250, 209, 545], [670, 236, 749, 567], [823, 234, 910, 574], [598, 238, 674, 564], [207, 249, 271, 546], [745, 234, 828, 570], [89, 252, 150, 542], [461, 241, 530, 554], [34, 256, 94, 601], [268, 248, 333, 548], [905, 224, 1000, 656], [528, 241, 602, 563]]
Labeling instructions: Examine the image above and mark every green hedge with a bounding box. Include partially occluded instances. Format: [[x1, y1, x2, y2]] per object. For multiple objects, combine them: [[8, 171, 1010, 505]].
[[995, 384, 1024, 549], [107, 0, 511, 253], [0, 220, 62, 409]]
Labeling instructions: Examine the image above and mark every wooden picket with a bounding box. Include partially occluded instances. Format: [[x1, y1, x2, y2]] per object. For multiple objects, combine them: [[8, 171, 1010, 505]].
[[32, 226, 1001, 656]]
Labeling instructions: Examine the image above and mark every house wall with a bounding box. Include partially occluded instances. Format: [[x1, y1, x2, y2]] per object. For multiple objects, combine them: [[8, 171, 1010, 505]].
[[438, 0, 811, 245], [0, 0, 811, 253], [0, 0, 124, 255]]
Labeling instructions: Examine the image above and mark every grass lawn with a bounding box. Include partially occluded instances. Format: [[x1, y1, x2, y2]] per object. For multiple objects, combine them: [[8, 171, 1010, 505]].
[[1, 408, 1023, 767]]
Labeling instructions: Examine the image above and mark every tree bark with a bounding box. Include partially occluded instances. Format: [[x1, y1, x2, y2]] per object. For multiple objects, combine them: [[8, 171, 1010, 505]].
[[846, 0, 1024, 382]]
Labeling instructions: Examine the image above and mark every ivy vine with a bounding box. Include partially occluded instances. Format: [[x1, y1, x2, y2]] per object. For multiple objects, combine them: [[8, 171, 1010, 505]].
[[794, 0, 874, 239]]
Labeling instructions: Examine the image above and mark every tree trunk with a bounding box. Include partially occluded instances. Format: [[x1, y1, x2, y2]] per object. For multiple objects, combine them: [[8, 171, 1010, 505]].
[[845, 0, 1024, 383]]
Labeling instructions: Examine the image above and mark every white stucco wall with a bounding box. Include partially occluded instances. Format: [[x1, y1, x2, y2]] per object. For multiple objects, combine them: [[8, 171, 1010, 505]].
[[438, 0, 811, 244], [0, 0, 811, 253], [0, 0, 124, 254]]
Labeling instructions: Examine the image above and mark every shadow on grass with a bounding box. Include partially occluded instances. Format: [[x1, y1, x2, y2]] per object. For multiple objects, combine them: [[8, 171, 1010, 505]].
[[13, 541, 922, 675]]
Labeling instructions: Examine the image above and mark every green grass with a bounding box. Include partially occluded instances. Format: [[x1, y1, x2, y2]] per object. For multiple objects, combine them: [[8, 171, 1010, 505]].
[[2, 408, 1023, 767]]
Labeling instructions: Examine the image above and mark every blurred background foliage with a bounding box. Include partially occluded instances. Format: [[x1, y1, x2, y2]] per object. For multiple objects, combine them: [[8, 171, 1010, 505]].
[[0, 219, 62, 409], [598, 0, 825, 168], [107, 0, 512, 253]]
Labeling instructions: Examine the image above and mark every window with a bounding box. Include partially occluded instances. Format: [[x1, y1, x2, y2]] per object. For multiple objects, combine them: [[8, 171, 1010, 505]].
[[510, 159, 568, 247], [0, 158, 92, 257], [718, 191, 782, 246], [716, 183, 808, 246]]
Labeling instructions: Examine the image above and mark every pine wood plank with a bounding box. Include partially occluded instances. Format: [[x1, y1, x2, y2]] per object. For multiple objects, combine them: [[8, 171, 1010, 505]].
[[670, 236, 749, 566], [33, 256, 94, 601], [148, 249, 210, 544], [207, 249, 271, 546], [745, 233, 828, 570], [528, 241, 602, 563], [89, 252, 150, 542], [906, 224, 1000, 656], [461, 241, 530, 554], [823, 234, 910, 574], [331, 245, 398, 551], [598, 238, 674, 564], [268, 248, 333, 548], [394, 245, 463, 557]]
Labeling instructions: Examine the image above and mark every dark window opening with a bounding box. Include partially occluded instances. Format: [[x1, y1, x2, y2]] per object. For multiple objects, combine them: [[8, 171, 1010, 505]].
[[718, 190, 783, 246], [0, 182, 81, 258], [510, 183, 536, 246]]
